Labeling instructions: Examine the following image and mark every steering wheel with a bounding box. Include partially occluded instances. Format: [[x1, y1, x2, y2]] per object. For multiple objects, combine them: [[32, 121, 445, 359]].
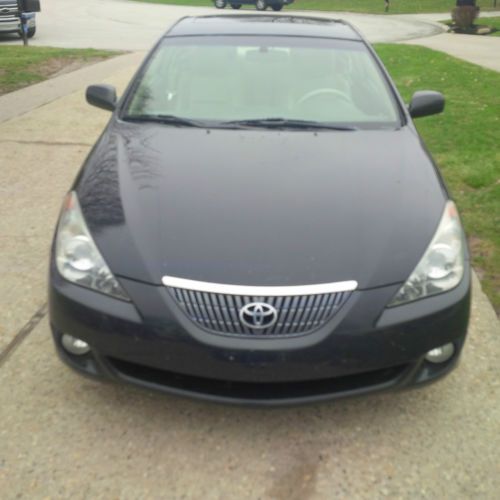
[[296, 88, 351, 106]]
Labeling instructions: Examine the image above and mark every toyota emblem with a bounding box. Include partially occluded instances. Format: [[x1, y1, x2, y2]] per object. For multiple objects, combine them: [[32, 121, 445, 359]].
[[239, 302, 278, 329]]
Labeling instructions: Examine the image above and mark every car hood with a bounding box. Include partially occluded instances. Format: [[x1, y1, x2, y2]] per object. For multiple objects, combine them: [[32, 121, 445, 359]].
[[76, 122, 446, 289]]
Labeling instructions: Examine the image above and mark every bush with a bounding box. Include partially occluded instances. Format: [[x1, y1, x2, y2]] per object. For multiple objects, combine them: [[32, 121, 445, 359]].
[[452, 5, 479, 29]]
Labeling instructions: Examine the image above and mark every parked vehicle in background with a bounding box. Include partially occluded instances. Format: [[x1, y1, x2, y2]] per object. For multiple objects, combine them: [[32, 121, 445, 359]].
[[0, 0, 36, 38], [213, 0, 294, 11]]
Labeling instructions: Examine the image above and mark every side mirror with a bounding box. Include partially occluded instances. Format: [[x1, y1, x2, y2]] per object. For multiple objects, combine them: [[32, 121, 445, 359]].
[[86, 84, 117, 111], [409, 91, 445, 119]]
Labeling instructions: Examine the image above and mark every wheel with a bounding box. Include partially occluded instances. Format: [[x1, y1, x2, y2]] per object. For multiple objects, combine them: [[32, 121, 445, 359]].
[[214, 0, 227, 8], [230, 3, 242, 8], [256, 0, 267, 10], [271, 4, 283, 10]]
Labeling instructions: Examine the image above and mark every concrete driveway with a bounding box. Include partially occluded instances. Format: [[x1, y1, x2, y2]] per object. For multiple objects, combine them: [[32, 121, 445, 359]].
[[1, 43, 500, 498], [2, 1, 500, 497], [1, 0, 446, 49]]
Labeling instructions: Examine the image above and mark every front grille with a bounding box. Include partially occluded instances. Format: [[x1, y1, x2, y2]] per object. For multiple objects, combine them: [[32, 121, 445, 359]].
[[168, 287, 351, 337], [0, 4, 18, 17]]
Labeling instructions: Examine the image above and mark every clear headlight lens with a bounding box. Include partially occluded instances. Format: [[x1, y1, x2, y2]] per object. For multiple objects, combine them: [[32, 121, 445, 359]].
[[55, 191, 129, 301], [388, 201, 465, 307]]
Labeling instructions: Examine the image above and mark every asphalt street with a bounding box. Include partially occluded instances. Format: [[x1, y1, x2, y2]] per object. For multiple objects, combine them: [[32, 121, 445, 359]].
[[1, 1, 500, 498], [2, 0, 446, 49]]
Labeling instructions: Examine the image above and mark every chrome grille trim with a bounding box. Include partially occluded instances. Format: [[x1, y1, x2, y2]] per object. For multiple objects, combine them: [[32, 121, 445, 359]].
[[164, 277, 355, 337], [0, 5, 18, 15], [162, 276, 358, 296]]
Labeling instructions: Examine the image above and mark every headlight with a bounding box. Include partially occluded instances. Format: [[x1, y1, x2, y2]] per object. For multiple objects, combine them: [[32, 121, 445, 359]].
[[388, 201, 465, 307], [55, 191, 129, 301]]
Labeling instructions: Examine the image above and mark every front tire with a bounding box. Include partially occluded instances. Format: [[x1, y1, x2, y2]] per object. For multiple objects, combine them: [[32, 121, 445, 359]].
[[214, 0, 227, 8], [231, 3, 242, 8], [271, 4, 283, 10], [256, 0, 267, 10]]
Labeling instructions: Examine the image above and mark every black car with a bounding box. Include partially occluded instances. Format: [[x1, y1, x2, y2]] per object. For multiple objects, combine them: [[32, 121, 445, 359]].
[[213, 0, 294, 11], [49, 15, 470, 406]]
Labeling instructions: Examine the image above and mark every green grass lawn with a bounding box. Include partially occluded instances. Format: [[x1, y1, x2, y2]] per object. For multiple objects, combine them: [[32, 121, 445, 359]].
[[131, 0, 497, 14], [375, 44, 499, 313], [441, 16, 500, 35], [475, 16, 500, 34], [0, 46, 118, 96]]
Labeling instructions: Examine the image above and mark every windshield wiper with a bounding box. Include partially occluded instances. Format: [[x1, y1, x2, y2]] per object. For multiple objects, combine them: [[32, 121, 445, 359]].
[[122, 115, 358, 131], [122, 114, 205, 128], [225, 118, 358, 131]]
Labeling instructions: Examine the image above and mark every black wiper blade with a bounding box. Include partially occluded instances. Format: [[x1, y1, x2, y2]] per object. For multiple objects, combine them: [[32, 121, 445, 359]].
[[226, 118, 358, 131], [122, 114, 204, 127]]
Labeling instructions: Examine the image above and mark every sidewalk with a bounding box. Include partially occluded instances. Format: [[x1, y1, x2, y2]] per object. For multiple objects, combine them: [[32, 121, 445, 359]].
[[399, 10, 500, 72], [0, 58, 142, 354], [402, 33, 500, 72], [400, 10, 500, 23], [0, 52, 144, 123]]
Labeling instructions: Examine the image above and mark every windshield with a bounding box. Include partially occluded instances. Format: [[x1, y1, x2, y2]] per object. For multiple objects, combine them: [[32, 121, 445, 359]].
[[124, 36, 401, 129]]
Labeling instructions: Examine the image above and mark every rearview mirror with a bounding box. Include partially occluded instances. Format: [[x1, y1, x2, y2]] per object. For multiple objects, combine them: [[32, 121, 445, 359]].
[[86, 84, 117, 111], [409, 91, 445, 119]]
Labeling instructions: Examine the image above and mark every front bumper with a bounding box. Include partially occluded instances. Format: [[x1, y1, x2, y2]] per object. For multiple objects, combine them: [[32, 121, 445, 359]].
[[49, 263, 470, 406], [0, 20, 20, 33], [0, 14, 35, 34]]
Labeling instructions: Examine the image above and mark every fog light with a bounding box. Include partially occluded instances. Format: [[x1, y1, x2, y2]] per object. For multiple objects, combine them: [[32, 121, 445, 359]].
[[425, 343, 455, 364], [61, 334, 90, 355]]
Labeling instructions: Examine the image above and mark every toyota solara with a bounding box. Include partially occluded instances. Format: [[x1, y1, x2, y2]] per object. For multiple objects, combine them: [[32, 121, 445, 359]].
[[49, 15, 470, 406]]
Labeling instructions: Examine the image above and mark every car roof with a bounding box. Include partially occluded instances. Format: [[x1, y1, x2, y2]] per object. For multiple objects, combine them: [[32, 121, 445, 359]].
[[165, 15, 363, 41]]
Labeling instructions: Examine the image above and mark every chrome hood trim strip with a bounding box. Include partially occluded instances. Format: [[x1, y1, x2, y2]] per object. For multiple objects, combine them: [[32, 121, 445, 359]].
[[162, 276, 358, 296]]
